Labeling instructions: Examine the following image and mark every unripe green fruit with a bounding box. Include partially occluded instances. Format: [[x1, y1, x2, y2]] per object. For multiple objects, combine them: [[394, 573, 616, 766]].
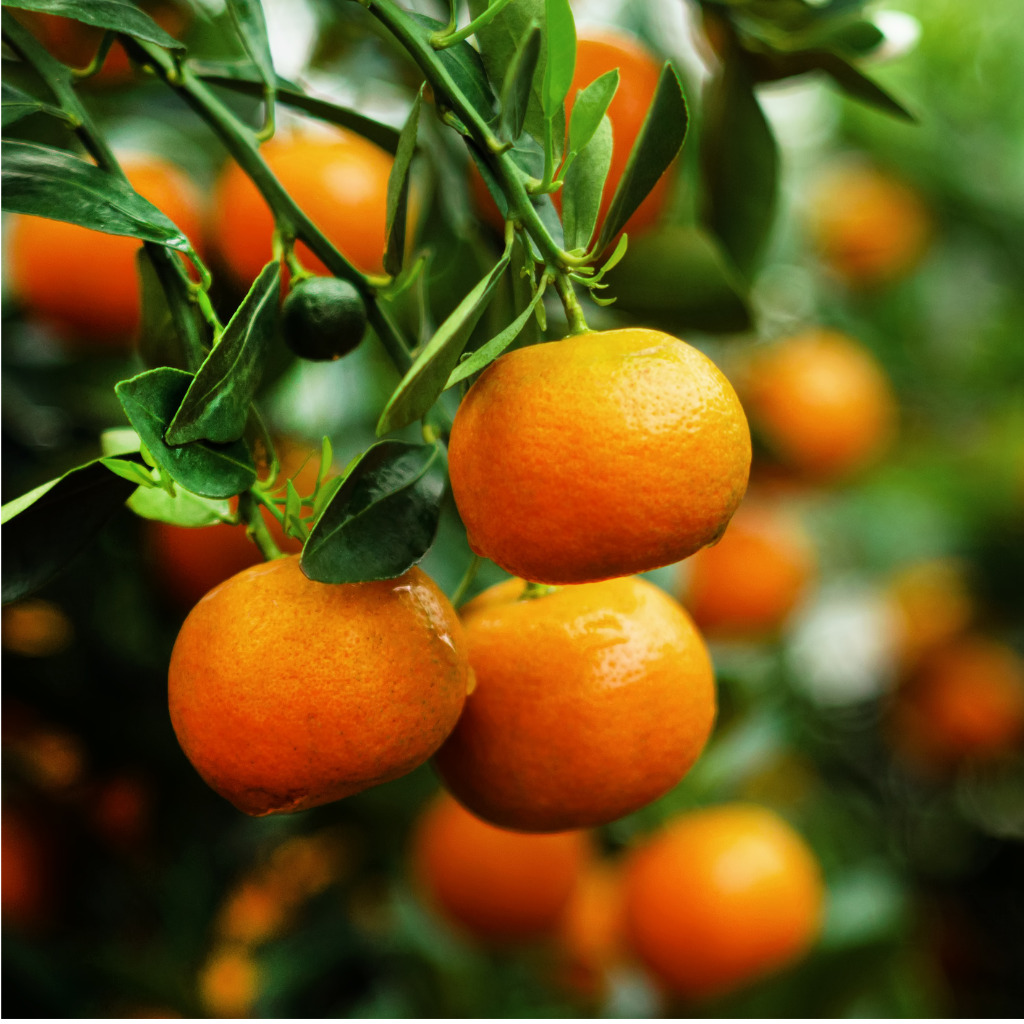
[[281, 277, 368, 361]]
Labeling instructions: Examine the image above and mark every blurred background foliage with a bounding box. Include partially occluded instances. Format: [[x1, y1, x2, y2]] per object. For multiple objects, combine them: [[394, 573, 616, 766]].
[[3, 0, 1023, 1017]]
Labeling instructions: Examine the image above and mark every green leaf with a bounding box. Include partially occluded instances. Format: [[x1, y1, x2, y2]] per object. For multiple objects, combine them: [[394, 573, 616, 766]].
[[284, 479, 304, 540], [190, 62, 402, 154], [301, 441, 445, 584], [594, 63, 688, 255], [469, 0, 562, 148], [562, 114, 612, 252], [445, 283, 547, 388], [99, 456, 156, 487], [1, 80, 66, 127], [541, 0, 575, 119], [116, 368, 256, 499], [814, 51, 915, 121], [224, 0, 275, 111], [136, 248, 199, 371], [377, 252, 512, 434], [2, 0, 185, 51], [565, 69, 617, 165], [1, 141, 194, 255], [385, 87, 423, 278], [99, 427, 141, 457], [699, 59, 778, 279], [128, 486, 232, 528], [499, 20, 541, 142], [165, 262, 280, 446], [1, 459, 137, 603]]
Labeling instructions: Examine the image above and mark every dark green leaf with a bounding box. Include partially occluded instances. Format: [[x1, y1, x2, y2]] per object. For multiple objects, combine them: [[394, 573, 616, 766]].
[[116, 368, 256, 499], [499, 21, 540, 142], [165, 262, 280, 446], [224, 0, 275, 107], [385, 87, 423, 278], [1, 459, 137, 603], [301, 441, 445, 584], [699, 59, 778, 279], [445, 283, 547, 388], [1, 80, 65, 126], [2, 0, 185, 51], [565, 69, 617, 165], [469, 0, 562, 147], [595, 63, 688, 254], [541, 0, 575, 119], [562, 114, 612, 252], [127, 486, 231, 527], [190, 62, 402, 153], [136, 249, 197, 371], [377, 252, 511, 434], [1, 141, 194, 254], [814, 51, 915, 120]]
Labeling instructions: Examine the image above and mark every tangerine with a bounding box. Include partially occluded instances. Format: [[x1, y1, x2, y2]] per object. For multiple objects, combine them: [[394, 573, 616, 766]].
[[167, 556, 470, 816], [680, 499, 817, 637], [888, 636, 1024, 769], [808, 162, 930, 287], [433, 575, 716, 832], [211, 130, 395, 285], [622, 804, 825, 1001], [410, 792, 591, 944], [448, 327, 751, 585], [740, 328, 897, 479], [8, 154, 203, 350]]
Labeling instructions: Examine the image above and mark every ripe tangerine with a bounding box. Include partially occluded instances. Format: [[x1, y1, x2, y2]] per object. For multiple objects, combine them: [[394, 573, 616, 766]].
[[433, 576, 717, 832], [448, 327, 751, 585], [410, 792, 591, 945], [167, 556, 470, 816], [622, 804, 825, 1001]]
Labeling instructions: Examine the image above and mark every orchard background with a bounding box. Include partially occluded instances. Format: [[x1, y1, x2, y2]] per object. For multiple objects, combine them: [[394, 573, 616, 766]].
[[2, 0, 1024, 1017]]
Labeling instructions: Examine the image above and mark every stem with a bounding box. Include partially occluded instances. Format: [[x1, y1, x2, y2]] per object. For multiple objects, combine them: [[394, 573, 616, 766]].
[[237, 491, 284, 561], [520, 581, 559, 601], [554, 273, 590, 335], [430, 0, 515, 50], [1, 13, 208, 371], [449, 553, 482, 608], [71, 31, 116, 80]]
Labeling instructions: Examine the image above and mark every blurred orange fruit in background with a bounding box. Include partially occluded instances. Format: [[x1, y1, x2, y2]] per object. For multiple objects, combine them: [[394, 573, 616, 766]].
[[410, 793, 591, 945], [433, 575, 716, 832], [448, 328, 751, 584], [622, 804, 825, 1001]]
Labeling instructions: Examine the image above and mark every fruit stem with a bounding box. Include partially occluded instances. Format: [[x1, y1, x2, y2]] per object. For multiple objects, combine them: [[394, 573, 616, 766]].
[[237, 491, 285, 561], [520, 581, 559, 601], [429, 0, 515, 50], [554, 273, 590, 335], [449, 553, 482, 608]]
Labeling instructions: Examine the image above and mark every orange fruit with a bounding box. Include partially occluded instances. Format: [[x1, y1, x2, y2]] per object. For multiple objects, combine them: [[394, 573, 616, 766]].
[[1, 599, 74, 657], [410, 792, 591, 944], [622, 804, 825, 1001], [211, 130, 395, 285], [1, 809, 53, 931], [554, 859, 626, 1000], [471, 30, 671, 242], [808, 162, 930, 287], [740, 328, 897, 480], [16, 3, 190, 84], [8, 154, 203, 350], [198, 945, 260, 1018], [680, 499, 816, 637], [888, 636, 1024, 769], [167, 555, 470, 816], [433, 576, 716, 832], [448, 328, 751, 584]]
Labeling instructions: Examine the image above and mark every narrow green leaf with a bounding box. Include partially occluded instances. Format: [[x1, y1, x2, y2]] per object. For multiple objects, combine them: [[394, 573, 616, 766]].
[[301, 441, 445, 584], [99, 457, 156, 487], [317, 437, 334, 492], [2, 0, 185, 51], [385, 87, 423, 278], [445, 283, 547, 388], [699, 59, 778, 279], [565, 69, 617, 164], [165, 262, 280, 446], [562, 114, 612, 252], [284, 479, 304, 540], [136, 249, 196, 371], [116, 368, 256, 499], [815, 51, 915, 121], [1, 81, 66, 127], [595, 63, 688, 254], [541, 0, 575, 118], [128, 487, 232, 528], [499, 21, 541, 142], [2, 141, 193, 254], [224, 0, 275, 105], [1, 459, 138, 603], [376, 252, 512, 434]]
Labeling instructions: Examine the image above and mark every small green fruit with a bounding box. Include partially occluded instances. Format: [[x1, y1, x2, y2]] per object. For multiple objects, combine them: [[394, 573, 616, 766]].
[[282, 277, 368, 361]]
